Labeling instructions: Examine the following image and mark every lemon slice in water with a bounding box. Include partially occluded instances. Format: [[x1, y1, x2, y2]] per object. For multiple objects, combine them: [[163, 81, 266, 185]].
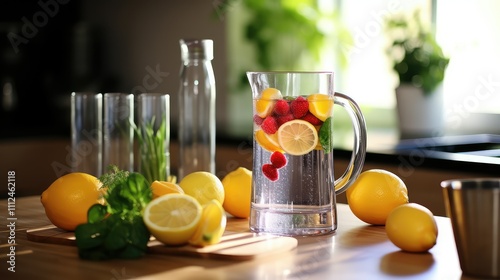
[[277, 120, 319, 155]]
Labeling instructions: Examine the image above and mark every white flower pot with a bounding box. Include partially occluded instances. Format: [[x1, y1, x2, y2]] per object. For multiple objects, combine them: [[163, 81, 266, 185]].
[[395, 84, 444, 139]]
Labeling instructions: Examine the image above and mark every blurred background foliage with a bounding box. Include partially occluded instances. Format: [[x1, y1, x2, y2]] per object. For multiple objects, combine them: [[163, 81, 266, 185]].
[[220, 0, 352, 92]]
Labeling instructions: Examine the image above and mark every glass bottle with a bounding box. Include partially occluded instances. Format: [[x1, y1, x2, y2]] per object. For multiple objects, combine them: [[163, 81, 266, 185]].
[[178, 39, 216, 179]]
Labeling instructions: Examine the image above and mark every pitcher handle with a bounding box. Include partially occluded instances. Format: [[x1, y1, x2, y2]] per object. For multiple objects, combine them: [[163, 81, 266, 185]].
[[333, 92, 367, 194]]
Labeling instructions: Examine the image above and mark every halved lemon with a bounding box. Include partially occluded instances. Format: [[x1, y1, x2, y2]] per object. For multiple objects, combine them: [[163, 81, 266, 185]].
[[151, 180, 184, 199], [189, 199, 227, 247], [255, 88, 282, 118], [307, 94, 334, 122], [143, 193, 202, 246], [277, 120, 319, 155], [255, 129, 284, 153]]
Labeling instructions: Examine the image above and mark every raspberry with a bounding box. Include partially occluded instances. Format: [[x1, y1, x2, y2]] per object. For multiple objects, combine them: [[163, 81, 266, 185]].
[[262, 164, 278, 181], [301, 112, 323, 126], [253, 114, 264, 126], [276, 114, 294, 126], [273, 99, 290, 116], [261, 116, 278, 134], [270, 151, 287, 168], [290, 96, 309, 118]]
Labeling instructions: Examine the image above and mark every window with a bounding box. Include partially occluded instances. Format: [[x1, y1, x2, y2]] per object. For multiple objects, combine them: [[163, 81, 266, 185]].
[[333, 0, 500, 135], [436, 0, 500, 115], [331, 0, 431, 109]]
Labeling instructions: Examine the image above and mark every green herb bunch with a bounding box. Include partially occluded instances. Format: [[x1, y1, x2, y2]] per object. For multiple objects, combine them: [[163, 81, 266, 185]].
[[75, 166, 152, 260], [133, 117, 169, 183]]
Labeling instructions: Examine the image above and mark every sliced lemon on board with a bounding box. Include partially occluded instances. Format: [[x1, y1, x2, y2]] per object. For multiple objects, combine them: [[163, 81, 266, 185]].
[[189, 199, 227, 247], [255, 88, 282, 118], [143, 193, 202, 246], [255, 129, 284, 153], [151, 180, 184, 199], [277, 119, 319, 155], [307, 94, 334, 122]]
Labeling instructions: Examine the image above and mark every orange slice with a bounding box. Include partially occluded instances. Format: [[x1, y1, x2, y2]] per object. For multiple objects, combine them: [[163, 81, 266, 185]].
[[307, 94, 334, 121], [255, 129, 284, 153], [255, 88, 282, 118]]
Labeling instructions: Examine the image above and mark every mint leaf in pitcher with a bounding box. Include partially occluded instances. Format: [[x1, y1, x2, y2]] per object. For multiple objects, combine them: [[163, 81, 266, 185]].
[[319, 117, 333, 153]]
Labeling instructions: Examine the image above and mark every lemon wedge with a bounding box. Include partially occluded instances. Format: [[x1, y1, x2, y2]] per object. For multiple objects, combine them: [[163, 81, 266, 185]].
[[189, 199, 227, 247], [151, 180, 184, 199]]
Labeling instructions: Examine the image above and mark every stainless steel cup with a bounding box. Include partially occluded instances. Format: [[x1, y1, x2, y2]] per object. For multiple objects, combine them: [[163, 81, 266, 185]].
[[441, 178, 500, 279]]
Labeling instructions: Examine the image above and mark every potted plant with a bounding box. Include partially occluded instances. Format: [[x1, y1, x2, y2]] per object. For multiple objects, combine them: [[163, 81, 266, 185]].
[[385, 10, 450, 138]]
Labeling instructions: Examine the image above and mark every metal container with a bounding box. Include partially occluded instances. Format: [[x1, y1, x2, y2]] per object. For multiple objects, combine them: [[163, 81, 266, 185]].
[[441, 178, 500, 279]]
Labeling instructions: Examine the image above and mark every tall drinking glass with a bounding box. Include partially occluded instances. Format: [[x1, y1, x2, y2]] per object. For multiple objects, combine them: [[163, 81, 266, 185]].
[[136, 93, 170, 183], [71, 92, 103, 177], [248, 71, 367, 236], [103, 93, 134, 172]]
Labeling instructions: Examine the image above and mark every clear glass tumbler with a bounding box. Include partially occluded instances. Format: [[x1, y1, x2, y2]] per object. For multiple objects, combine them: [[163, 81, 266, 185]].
[[103, 93, 134, 172], [70, 92, 103, 177], [136, 93, 170, 183]]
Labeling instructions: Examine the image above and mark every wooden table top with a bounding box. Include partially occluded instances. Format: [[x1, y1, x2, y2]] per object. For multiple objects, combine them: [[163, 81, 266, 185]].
[[0, 196, 469, 279]]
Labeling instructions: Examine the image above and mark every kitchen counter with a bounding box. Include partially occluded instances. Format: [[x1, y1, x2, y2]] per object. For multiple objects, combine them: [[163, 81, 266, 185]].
[[0, 196, 466, 279]]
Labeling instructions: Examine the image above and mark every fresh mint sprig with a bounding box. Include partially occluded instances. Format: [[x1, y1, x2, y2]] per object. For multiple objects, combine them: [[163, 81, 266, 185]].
[[319, 117, 333, 153], [75, 165, 152, 260]]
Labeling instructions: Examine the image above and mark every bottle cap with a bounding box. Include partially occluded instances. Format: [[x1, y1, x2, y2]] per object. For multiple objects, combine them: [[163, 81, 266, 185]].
[[180, 39, 213, 61]]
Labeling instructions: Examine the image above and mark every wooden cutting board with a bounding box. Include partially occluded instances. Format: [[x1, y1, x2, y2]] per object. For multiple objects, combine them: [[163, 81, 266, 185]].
[[26, 225, 298, 261]]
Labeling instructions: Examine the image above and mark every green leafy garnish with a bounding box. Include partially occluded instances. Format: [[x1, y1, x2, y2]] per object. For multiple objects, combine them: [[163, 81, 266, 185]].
[[319, 117, 333, 153], [75, 166, 152, 260], [133, 116, 169, 183]]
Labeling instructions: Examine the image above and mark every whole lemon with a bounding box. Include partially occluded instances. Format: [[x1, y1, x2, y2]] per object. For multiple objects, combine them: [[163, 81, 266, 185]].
[[386, 203, 438, 253], [41, 172, 103, 231], [179, 171, 224, 206], [221, 167, 252, 218], [346, 169, 408, 225]]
